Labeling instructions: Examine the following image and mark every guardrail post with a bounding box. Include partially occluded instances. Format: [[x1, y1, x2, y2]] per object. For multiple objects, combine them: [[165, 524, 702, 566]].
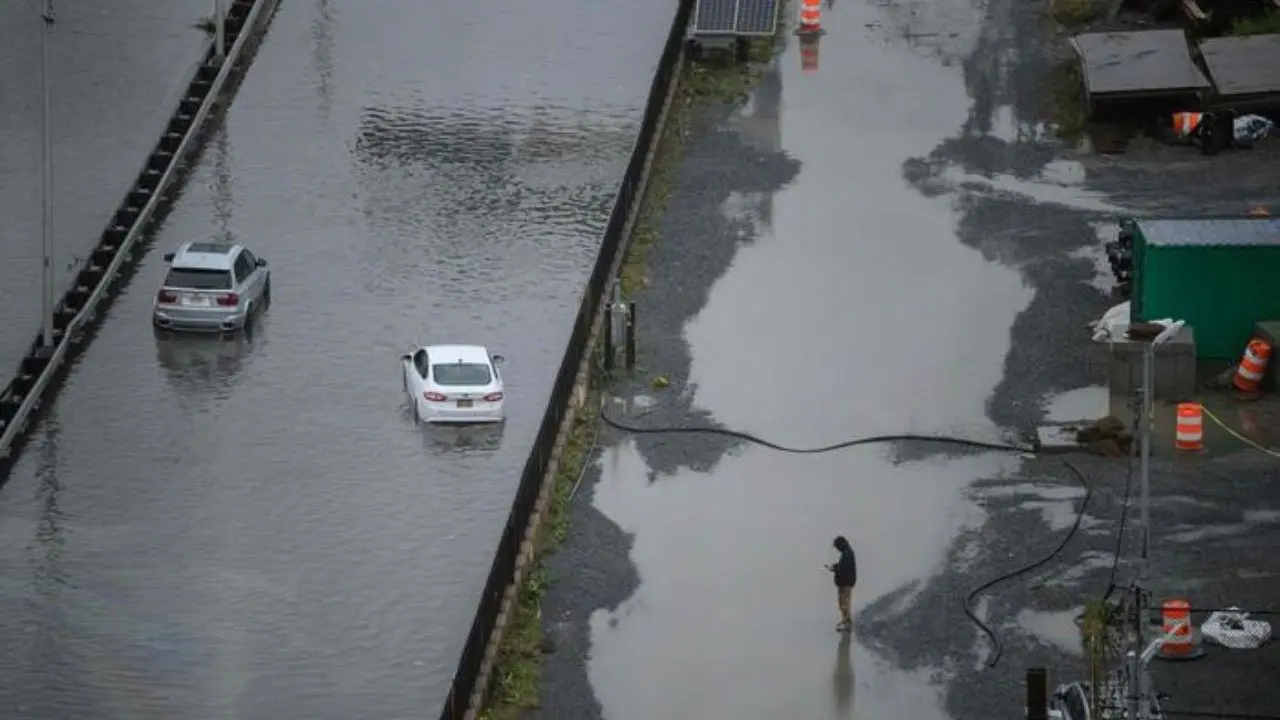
[[625, 302, 636, 370]]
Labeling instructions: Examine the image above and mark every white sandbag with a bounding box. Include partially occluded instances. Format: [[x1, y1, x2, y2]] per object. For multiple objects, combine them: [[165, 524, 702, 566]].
[[1234, 114, 1274, 147]]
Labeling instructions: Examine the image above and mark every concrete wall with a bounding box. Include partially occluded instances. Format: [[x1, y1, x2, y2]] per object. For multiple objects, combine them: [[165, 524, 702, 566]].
[[0, 0, 209, 374]]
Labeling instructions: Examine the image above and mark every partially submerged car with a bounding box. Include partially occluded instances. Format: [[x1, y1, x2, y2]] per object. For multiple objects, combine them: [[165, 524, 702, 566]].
[[401, 344, 505, 424], [153, 242, 270, 333]]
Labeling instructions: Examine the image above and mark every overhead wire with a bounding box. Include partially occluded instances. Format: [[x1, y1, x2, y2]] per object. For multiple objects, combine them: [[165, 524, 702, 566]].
[[598, 402, 1095, 670]]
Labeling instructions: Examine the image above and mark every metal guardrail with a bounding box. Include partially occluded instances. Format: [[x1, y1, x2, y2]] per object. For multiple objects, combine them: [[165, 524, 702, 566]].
[[436, 1, 695, 718], [0, 0, 277, 465]]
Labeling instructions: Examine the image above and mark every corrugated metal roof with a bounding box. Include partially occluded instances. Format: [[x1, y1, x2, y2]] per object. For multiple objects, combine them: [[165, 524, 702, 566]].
[[1069, 30, 1211, 97], [1198, 34, 1280, 97], [1137, 217, 1280, 247]]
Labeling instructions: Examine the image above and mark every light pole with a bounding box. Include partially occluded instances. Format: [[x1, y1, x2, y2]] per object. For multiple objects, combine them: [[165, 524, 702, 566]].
[[40, 0, 56, 351], [1132, 318, 1185, 720]]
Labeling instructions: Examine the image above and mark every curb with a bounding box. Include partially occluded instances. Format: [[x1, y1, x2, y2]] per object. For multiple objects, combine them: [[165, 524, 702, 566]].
[[0, 0, 282, 474]]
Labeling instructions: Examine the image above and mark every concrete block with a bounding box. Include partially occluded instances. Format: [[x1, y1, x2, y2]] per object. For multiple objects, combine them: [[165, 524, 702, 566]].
[[1254, 321, 1280, 391], [1102, 326, 1197, 402]]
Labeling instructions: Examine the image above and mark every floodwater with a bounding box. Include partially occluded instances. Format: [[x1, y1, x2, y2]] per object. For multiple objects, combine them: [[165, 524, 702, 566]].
[[579, 1, 1064, 717], [0, 0, 209, 375], [0, 0, 674, 717]]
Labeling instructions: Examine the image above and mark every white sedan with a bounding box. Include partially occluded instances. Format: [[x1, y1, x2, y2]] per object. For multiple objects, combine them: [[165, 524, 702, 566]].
[[401, 344, 506, 424]]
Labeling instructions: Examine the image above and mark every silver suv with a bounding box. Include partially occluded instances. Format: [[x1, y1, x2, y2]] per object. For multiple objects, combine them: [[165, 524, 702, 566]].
[[153, 242, 270, 332]]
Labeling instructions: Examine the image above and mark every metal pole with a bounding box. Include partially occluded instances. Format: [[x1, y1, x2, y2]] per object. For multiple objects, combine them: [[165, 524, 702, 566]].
[[625, 302, 636, 370], [214, 0, 226, 58], [1139, 344, 1152, 572], [40, 0, 56, 351], [1139, 321, 1185, 585]]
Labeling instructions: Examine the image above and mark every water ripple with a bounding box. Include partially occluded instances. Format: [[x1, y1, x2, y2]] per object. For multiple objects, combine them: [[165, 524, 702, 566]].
[[0, 0, 675, 716]]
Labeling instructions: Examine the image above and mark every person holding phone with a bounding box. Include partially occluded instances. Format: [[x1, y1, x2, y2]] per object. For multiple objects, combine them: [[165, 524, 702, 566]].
[[826, 535, 857, 632]]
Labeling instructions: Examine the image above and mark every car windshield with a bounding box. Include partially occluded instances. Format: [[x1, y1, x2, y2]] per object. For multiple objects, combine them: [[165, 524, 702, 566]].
[[165, 268, 232, 290], [432, 362, 492, 386]]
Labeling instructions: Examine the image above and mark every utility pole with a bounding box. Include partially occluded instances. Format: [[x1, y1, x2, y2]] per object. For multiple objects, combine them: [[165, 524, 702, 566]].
[[39, 0, 56, 351], [214, 0, 226, 59]]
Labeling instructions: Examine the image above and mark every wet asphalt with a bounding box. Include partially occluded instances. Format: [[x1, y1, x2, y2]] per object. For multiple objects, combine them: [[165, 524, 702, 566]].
[[0, 0, 210, 375], [0, 0, 676, 717], [534, 1, 1280, 719]]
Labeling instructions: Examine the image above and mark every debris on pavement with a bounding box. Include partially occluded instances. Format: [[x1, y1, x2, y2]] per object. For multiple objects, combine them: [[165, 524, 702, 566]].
[[1201, 608, 1273, 649], [1233, 114, 1274, 148]]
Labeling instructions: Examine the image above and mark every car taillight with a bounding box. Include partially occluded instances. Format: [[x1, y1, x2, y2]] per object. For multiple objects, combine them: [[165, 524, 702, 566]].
[[216, 293, 239, 307], [424, 392, 447, 402], [156, 290, 177, 303], [483, 392, 503, 402]]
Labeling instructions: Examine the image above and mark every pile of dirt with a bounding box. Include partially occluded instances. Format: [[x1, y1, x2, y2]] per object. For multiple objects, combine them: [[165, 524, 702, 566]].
[[1075, 415, 1133, 456]]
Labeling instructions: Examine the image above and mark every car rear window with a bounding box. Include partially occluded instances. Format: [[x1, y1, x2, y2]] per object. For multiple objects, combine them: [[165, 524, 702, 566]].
[[164, 268, 232, 290], [432, 363, 492, 386]]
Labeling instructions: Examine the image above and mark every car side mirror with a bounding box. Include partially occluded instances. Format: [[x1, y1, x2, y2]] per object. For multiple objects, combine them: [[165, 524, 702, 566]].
[[255, 258, 267, 267], [163, 252, 175, 262], [401, 353, 413, 362], [492, 354, 505, 365]]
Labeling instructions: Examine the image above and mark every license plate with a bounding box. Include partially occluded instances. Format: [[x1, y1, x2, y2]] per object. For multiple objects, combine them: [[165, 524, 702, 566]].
[[456, 399, 473, 408], [182, 295, 210, 307]]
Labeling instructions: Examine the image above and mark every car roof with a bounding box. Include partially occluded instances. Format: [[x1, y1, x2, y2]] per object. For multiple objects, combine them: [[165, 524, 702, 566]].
[[170, 241, 240, 271], [423, 345, 491, 364]]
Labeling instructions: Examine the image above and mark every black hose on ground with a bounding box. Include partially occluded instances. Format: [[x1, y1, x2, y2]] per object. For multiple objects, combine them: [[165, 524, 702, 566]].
[[598, 403, 1094, 670], [964, 460, 1092, 668], [599, 407, 1036, 454]]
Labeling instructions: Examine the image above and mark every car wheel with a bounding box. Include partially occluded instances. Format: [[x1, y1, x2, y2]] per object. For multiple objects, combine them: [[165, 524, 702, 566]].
[[262, 278, 272, 306], [413, 398, 423, 425]]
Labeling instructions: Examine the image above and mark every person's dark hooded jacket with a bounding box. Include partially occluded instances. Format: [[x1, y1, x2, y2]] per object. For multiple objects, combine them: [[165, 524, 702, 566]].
[[832, 536, 857, 587]]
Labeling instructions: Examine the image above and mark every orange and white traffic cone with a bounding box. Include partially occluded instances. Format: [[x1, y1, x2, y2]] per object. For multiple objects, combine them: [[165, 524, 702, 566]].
[[799, 33, 820, 73], [1233, 338, 1272, 396], [795, 0, 825, 35]]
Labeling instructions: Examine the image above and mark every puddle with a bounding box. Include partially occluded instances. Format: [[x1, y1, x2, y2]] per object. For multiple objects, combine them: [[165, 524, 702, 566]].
[[939, 165, 1125, 214], [1016, 609, 1083, 655], [1043, 386, 1109, 423]]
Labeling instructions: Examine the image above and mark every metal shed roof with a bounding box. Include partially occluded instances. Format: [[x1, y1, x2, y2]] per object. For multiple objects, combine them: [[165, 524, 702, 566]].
[[1069, 30, 1211, 97], [1198, 34, 1280, 97], [1137, 217, 1280, 247]]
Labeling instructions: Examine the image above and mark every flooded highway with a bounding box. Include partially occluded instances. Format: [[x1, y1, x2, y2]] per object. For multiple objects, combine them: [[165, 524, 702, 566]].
[[0, 0, 674, 717], [0, 0, 208, 375]]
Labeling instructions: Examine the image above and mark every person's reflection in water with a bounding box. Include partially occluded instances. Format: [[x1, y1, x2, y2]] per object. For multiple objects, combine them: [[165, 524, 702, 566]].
[[832, 630, 855, 718]]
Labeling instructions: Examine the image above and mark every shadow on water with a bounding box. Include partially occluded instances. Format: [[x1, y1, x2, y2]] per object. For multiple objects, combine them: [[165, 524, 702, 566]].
[[610, 59, 801, 479], [832, 631, 855, 719], [153, 330, 260, 399]]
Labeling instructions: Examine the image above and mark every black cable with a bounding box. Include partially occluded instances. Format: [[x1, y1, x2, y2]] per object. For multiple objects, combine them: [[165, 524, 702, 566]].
[[599, 407, 1035, 454], [1102, 706, 1280, 720], [1158, 710, 1280, 720], [1179, 606, 1280, 616], [964, 460, 1092, 668], [599, 404, 1092, 670], [1103, 422, 1137, 604]]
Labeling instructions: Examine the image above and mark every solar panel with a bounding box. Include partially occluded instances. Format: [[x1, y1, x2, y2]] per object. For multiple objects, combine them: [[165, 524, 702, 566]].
[[691, 0, 780, 37], [736, 0, 780, 34]]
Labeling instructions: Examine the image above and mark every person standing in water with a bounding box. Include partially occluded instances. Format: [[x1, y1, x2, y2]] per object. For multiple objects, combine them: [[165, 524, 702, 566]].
[[826, 535, 857, 632]]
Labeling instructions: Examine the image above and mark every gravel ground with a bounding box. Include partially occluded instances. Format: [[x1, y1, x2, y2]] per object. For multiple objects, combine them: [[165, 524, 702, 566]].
[[531, 5, 1280, 718]]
